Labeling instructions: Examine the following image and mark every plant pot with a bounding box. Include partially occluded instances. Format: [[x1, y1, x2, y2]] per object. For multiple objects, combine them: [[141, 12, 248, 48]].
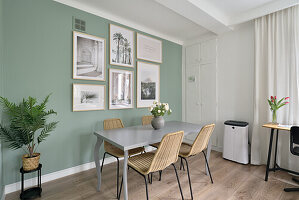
[[22, 153, 40, 171], [151, 116, 165, 130]]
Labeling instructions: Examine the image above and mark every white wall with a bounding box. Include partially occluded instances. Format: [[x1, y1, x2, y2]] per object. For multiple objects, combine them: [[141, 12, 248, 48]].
[[215, 21, 255, 150]]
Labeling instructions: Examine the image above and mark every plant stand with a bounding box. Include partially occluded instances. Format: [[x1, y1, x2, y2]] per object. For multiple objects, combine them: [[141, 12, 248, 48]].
[[20, 164, 42, 200]]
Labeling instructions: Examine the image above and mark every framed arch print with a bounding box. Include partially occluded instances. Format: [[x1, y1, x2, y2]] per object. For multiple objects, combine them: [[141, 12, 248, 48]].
[[73, 31, 106, 81], [109, 69, 134, 109]]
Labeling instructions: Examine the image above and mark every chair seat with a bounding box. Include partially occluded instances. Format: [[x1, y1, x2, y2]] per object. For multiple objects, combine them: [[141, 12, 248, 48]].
[[179, 142, 192, 157], [105, 142, 145, 158], [293, 147, 299, 155], [128, 152, 155, 175]]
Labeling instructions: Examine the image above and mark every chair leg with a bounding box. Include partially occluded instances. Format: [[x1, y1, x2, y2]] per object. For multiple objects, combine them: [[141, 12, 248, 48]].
[[284, 177, 299, 192], [182, 158, 193, 200], [180, 157, 185, 171], [143, 175, 149, 200], [159, 170, 162, 181], [203, 151, 213, 184], [172, 163, 184, 200], [118, 176, 123, 200], [116, 158, 120, 198], [284, 188, 299, 192], [100, 152, 107, 173]]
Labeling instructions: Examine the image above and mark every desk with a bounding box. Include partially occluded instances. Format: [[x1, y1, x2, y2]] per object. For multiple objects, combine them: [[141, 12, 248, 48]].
[[94, 121, 211, 200], [263, 123, 299, 181]]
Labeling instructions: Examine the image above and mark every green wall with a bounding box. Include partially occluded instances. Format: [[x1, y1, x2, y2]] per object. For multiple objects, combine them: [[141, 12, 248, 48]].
[[2, 0, 182, 185], [0, 0, 5, 197]]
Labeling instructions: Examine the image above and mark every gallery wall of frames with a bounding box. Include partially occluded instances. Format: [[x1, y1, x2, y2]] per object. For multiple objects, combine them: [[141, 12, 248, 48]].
[[72, 23, 163, 112]]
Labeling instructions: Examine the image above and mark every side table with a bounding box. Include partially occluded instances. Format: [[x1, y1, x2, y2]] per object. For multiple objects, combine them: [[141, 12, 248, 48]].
[[20, 164, 42, 199]]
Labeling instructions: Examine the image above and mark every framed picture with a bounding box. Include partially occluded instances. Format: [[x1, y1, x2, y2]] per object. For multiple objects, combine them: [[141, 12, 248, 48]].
[[73, 31, 106, 81], [109, 69, 134, 109], [137, 33, 162, 63], [110, 24, 134, 67], [137, 61, 160, 108], [73, 84, 105, 111]]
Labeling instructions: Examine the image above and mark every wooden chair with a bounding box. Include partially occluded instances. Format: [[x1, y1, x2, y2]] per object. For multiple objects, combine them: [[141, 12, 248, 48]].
[[142, 115, 153, 125], [151, 123, 215, 200], [101, 119, 145, 198], [119, 131, 185, 200], [284, 126, 299, 192], [179, 124, 215, 199]]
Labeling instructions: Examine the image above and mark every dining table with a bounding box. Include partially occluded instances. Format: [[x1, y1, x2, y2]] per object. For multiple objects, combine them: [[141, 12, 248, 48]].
[[94, 121, 212, 200]]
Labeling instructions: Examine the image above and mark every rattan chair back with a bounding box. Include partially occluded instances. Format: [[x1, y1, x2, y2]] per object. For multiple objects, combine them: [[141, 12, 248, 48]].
[[148, 131, 184, 173], [142, 115, 153, 125], [103, 118, 124, 150], [189, 124, 215, 156]]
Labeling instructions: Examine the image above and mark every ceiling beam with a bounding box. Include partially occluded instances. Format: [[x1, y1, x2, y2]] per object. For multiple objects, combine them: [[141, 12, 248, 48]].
[[155, 0, 232, 35]]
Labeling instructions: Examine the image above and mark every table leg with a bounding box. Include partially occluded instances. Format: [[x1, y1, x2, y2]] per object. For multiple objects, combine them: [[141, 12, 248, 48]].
[[265, 128, 274, 181], [94, 137, 103, 191], [205, 139, 212, 176], [123, 150, 129, 200], [273, 130, 279, 172]]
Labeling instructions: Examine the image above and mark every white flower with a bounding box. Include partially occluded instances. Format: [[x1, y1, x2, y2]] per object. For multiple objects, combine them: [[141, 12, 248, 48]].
[[153, 101, 157, 104], [162, 110, 165, 113], [169, 109, 172, 113], [158, 110, 161, 113], [165, 104, 169, 111], [149, 106, 153, 111], [157, 102, 161, 106]]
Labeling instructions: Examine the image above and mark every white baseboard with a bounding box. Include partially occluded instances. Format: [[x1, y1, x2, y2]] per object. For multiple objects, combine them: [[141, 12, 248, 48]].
[[5, 146, 155, 195]]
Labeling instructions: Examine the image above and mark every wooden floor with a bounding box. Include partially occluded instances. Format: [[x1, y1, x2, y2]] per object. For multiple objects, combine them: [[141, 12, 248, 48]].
[[6, 151, 299, 200]]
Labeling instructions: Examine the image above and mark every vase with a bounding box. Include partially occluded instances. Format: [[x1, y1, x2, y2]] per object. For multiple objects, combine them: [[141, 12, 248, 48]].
[[151, 116, 165, 130], [272, 110, 277, 124]]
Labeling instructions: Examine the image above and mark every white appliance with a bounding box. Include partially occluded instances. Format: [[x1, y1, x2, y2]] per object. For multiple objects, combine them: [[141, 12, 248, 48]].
[[223, 120, 249, 164]]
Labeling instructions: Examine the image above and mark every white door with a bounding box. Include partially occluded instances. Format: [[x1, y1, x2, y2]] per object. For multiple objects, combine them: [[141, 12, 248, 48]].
[[185, 39, 217, 145]]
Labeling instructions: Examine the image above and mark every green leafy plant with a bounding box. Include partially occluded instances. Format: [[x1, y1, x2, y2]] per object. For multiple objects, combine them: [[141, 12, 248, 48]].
[[149, 101, 172, 117], [0, 95, 58, 157]]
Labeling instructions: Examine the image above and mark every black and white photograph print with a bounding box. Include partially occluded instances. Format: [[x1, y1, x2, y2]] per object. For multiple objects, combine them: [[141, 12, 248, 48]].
[[73, 84, 105, 111], [137, 61, 160, 108], [110, 24, 134, 67], [109, 69, 134, 109], [73, 31, 106, 81]]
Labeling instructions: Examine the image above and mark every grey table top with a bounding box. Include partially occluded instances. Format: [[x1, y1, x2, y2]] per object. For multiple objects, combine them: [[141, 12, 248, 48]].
[[94, 121, 202, 151]]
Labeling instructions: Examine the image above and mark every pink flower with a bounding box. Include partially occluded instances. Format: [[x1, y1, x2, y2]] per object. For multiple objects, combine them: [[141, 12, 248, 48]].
[[271, 96, 273, 99], [271, 99, 274, 102], [285, 102, 289, 104], [285, 97, 290, 100], [275, 96, 277, 99]]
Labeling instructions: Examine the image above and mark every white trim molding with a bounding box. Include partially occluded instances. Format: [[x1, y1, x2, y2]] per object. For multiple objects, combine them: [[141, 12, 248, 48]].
[[5, 146, 155, 195]]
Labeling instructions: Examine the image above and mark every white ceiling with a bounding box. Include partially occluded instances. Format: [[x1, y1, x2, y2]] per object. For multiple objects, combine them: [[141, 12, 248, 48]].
[[206, 0, 276, 17], [55, 0, 299, 44]]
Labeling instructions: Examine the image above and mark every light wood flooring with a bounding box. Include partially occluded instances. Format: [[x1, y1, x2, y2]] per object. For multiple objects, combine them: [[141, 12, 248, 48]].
[[6, 151, 299, 200]]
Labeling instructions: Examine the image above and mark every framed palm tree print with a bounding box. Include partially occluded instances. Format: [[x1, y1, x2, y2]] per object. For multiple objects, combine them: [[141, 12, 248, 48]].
[[109, 24, 134, 67]]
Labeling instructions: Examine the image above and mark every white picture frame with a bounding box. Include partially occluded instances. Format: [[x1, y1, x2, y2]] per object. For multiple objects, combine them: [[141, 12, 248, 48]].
[[109, 69, 134, 109], [137, 33, 162, 63], [73, 84, 105, 111], [137, 61, 160, 108], [110, 24, 134, 68], [73, 31, 106, 81]]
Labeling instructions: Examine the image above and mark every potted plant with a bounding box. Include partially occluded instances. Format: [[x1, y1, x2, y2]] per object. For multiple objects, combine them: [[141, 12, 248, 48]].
[[149, 101, 172, 130], [0, 95, 58, 171], [267, 96, 289, 124]]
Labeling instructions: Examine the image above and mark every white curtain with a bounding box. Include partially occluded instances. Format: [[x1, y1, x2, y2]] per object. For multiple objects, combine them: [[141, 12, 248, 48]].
[[251, 5, 299, 171]]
